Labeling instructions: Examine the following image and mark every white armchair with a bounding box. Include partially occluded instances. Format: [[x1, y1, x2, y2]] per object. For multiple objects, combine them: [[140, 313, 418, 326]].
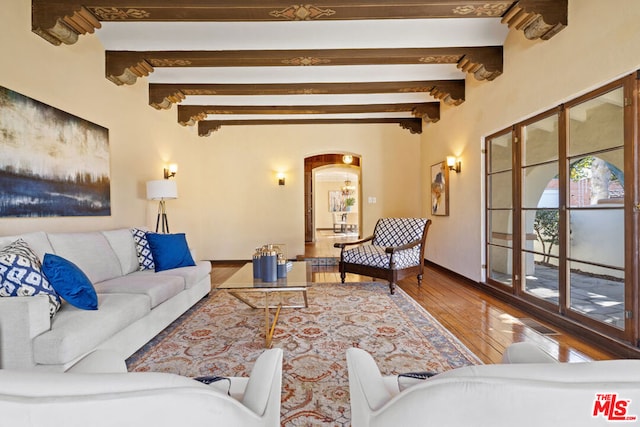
[[347, 346, 640, 427], [0, 348, 283, 427]]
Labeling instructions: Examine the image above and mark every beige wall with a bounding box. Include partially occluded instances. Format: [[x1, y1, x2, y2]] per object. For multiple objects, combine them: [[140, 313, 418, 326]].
[[0, 1, 421, 260], [195, 124, 420, 259], [421, 0, 640, 281]]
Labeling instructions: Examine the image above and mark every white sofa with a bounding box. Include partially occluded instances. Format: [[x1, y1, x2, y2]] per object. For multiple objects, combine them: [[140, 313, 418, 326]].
[[347, 346, 640, 427], [0, 348, 283, 427], [0, 229, 211, 372]]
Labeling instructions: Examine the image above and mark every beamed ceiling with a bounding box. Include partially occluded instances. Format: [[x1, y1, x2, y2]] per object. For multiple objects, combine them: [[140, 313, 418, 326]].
[[32, 1, 567, 135]]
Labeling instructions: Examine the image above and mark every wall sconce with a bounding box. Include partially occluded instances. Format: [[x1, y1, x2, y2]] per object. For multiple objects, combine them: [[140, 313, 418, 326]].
[[342, 155, 353, 165], [163, 163, 178, 179], [446, 156, 461, 173], [276, 172, 286, 186]]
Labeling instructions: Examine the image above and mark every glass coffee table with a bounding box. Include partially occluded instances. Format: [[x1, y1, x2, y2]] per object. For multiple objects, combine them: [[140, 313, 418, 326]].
[[217, 261, 310, 348]]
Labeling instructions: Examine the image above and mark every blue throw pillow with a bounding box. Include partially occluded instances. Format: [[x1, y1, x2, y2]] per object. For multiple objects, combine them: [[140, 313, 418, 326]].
[[0, 239, 61, 317], [146, 233, 196, 272], [42, 254, 98, 310]]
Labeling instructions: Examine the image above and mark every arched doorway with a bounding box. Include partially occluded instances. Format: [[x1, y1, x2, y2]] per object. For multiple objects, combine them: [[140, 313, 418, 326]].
[[304, 154, 361, 242]]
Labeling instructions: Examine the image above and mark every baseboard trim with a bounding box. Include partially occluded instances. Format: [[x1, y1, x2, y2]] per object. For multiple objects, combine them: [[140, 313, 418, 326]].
[[424, 260, 640, 359]]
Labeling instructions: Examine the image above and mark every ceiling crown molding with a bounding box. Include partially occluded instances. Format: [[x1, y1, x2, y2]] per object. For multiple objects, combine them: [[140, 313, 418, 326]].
[[149, 81, 465, 110], [198, 118, 423, 136]]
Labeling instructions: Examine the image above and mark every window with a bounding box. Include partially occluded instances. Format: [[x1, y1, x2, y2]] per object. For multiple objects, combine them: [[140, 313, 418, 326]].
[[485, 75, 637, 343]]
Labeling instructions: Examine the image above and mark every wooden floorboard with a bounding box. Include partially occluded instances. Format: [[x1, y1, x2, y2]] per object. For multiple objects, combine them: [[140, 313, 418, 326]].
[[212, 233, 617, 364]]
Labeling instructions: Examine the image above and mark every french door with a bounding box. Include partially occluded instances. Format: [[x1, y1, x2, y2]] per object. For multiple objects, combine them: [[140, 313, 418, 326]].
[[486, 73, 639, 344]]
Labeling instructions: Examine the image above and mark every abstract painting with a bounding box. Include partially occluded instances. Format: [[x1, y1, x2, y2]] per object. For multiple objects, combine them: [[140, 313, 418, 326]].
[[0, 86, 110, 217], [431, 161, 449, 216], [329, 190, 343, 212]]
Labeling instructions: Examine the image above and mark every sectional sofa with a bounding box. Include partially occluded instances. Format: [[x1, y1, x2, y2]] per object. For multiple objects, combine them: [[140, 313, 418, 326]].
[[0, 228, 211, 372]]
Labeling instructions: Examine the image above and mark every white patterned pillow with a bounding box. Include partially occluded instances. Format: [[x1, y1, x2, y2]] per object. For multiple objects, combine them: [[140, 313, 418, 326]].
[[131, 228, 155, 271], [0, 239, 61, 317]]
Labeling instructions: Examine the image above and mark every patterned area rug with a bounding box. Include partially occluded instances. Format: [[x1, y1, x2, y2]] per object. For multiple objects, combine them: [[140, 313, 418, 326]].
[[127, 282, 480, 426]]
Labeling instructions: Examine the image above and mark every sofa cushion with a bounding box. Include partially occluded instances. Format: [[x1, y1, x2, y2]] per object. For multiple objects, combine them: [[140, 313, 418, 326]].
[[47, 232, 122, 283], [42, 254, 98, 311], [33, 293, 150, 365], [0, 232, 54, 260], [131, 228, 155, 271], [94, 274, 185, 309], [139, 261, 211, 289], [146, 233, 196, 272], [0, 239, 61, 317], [102, 229, 139, 275]]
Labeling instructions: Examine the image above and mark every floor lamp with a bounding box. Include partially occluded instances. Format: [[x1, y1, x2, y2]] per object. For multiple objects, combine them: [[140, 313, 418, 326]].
[[146, 180, 178, 233]]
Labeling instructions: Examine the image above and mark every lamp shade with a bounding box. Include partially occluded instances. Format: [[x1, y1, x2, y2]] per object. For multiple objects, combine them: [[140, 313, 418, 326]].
[[146, 180, 178, 200]]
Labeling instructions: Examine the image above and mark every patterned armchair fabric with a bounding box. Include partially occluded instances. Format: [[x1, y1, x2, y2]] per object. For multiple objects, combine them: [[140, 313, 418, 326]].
[[335, 218, 431, 294], [343, 218, 428, 269]]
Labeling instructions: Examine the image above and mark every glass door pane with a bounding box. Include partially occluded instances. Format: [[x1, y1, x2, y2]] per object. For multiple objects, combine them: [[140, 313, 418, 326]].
[[567, 87, 626, 329], [487, 133, 513, 286], [521, 113, 559, 305]]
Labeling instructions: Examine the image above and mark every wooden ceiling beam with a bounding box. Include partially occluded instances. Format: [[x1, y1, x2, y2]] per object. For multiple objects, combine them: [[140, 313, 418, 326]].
[[32, 1, 514, 43], [198, 118, 423, 136], [106, 47, 502, 85], [149, 81, 465, 109], [31, 0, 568, 45], [178, 102, 440, 126], [503, 0, 567, 40], [32, 1, 566, 46]]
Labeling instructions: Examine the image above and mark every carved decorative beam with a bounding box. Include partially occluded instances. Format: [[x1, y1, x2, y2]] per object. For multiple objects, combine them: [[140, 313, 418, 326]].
[[502, 0, 567, 40], [32, 1, 567, 46], [198, 118, 423, 136], [106, 47, 502, 85], [178, 102, 440, 126], [149, 81, 465, 110]]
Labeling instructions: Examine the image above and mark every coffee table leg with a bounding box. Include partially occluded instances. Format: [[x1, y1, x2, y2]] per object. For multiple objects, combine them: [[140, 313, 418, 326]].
[[264, 292, 282, 348]]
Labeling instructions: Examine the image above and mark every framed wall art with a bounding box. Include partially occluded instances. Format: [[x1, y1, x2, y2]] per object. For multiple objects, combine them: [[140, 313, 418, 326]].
[[329, 190, 343, 212], [0, 86, 110, 217], [430, 161, 449, 216]]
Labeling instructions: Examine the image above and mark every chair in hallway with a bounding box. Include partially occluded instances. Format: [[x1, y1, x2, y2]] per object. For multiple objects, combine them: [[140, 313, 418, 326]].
[[333, 212, 348, 233], [334, 218, 431, 294]]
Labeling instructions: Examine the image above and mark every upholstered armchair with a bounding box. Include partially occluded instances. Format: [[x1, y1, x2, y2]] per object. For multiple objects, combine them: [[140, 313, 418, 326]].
[[346, 346, 640, 427], [334, 218, 431, 294], [0, 348, 283, 427]]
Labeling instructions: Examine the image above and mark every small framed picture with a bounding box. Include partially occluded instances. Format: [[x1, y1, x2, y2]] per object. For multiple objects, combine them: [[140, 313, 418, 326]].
[[430, 161, 449, 216]]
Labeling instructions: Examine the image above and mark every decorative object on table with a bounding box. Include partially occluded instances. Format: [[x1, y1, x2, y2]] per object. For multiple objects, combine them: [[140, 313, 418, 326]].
[[252, 248, 262, 279], [0, 85, 110, 218], [430, 161, 449, 216], [344, 196, 356, 211], [277, 256, 287, 278], [252, 244, 288, 282], [146, 179, 178, 233], [260, 246, 277, 282]]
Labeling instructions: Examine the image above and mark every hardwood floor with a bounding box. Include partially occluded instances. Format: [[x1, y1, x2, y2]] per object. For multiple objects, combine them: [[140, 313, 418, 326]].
[[212, 231, 616, 364]]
